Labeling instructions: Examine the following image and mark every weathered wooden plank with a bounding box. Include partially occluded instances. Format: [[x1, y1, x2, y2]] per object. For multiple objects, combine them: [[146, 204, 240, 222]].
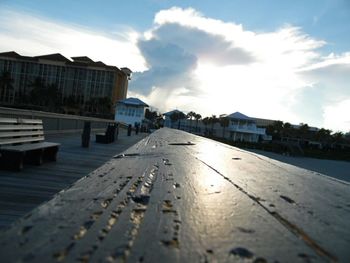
[[190, 136, 350, 262], [0, 125, 43, 131], [0, 118, 42, 124], [0, 118, 18, 124], [1, 141, 58, 151], [0, 130, 44, 138], [0, 130, 148, 229], [0, 128, 349, 262], [0, 136, 44, 145], [17, 119, 43, 124]]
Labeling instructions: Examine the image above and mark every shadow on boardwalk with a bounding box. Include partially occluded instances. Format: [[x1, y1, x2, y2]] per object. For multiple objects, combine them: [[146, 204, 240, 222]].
[[0, 128, 148, 229]]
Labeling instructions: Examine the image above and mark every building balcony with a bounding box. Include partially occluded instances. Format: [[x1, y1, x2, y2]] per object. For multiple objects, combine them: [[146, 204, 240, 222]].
[[229, 125, 266, 135]]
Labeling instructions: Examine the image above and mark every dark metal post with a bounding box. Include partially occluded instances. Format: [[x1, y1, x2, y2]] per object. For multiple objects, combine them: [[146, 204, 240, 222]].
[[81, 121, 91, 147], [127, 124, 132, 136]]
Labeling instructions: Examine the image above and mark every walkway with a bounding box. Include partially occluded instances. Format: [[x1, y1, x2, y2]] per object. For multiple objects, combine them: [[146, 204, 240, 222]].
[[0, 128, 349, 262], [0, 128, 148, 229]]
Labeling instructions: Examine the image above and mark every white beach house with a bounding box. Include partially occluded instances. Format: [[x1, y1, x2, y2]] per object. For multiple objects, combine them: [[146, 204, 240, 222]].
[[115, 98, 148, 126], [163, 110, 185, 128], [227, 112, 267, 142]]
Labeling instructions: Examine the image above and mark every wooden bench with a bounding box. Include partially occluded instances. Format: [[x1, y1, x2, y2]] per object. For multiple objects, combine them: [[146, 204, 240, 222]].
[[96, 123, 118, 144], [0, 118, 60, 171]]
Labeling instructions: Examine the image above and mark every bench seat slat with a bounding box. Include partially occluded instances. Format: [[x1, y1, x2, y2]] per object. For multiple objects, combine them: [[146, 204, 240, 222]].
[[18, 119, 43, 124], [0, 118, 18, 124], [0, 118, 42, 124], [0, 131, 44, 138], [0, 136, 44, 146], [0, 142, 59, 152], [0, 125, 43, 131]]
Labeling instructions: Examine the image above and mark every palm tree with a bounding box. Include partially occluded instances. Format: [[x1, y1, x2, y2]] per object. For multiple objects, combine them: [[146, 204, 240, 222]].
[[283, 122, 292, 138], [202, 117, 210, 135], [298, 123, 310, 140], [0, 71, 14, 103], [194, 113, 202, 133], [220, 117, 230, 138], [209, 115, 219, 136], [267, 120, 284, 140], [315, 128, 332, 145], [187, 111, 196, 132]]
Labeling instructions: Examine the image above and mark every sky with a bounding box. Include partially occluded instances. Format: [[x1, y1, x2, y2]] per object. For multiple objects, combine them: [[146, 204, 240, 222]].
[[0, 0, 349, 132]]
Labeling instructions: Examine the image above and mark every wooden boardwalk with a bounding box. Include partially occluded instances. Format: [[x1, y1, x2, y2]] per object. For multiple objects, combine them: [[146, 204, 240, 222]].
[[0, 128, 349, 262], [0, 129, 148, 229]]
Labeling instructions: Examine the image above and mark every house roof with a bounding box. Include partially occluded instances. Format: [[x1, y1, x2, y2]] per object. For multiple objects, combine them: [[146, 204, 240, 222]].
[[163, 109, 184, 116], [227, 112, 253, 121], [35, 53, 71, 62], [71, 56, 94, 63], [0, 51, 22, 59], [118, 97, 149, 107], [0, 51, 127, 72]]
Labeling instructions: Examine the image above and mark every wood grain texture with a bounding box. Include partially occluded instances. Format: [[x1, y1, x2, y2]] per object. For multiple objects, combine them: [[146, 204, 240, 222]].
[[0, 142, 59, 152], [0, 129, 148, 229], [0, 128, 349, 262]]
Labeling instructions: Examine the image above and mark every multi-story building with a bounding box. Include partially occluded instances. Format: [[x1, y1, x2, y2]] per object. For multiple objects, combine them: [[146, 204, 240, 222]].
[[0, 51, 131, 113], [163, 110, 271, 142]]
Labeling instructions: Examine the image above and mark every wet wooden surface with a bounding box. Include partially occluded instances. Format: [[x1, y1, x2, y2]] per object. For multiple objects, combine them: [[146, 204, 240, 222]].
[[0, 129, 147, 229], [0, 128, 349, 262]]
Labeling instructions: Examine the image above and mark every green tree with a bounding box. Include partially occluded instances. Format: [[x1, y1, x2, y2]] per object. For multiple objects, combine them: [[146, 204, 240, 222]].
[[145, 109, 158, 121], [298, 123, 310, 140], [169, 112, 179, 128], [177, 111, 186, 129], [315, 128, 332, 144], [46, 84, 61, 111], [282, 122, 292, 138], [97, 97, 112, 114], [86, 97, 111, 114], [29, 77, 47, 106], [332, 132, 344, 144], [266, 120, 284, 140], [170, 111, 186, 129]]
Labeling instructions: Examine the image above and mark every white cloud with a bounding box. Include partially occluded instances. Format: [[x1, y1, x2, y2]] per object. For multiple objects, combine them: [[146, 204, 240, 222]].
[[1, 7, 349, 132], [324, 99, 350, 132], [0, 9, 147, 71], [129, 7, 350, 132]]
